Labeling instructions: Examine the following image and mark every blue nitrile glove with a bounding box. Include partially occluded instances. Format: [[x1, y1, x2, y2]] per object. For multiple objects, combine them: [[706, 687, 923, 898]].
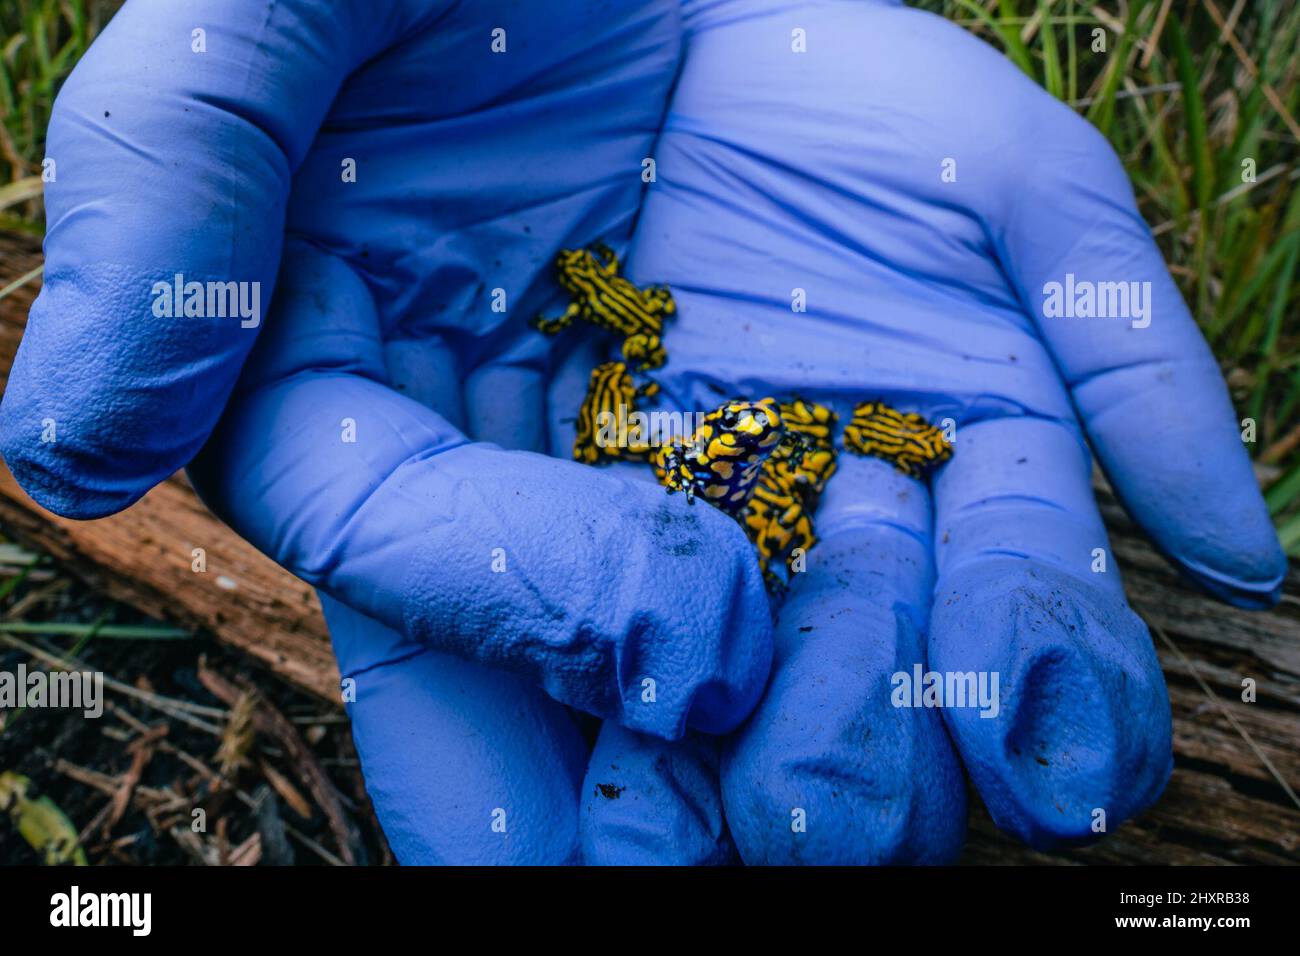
[[577, 453, 968, 865], [576, 0, 1286, 864], [0, 0, 780, 863]]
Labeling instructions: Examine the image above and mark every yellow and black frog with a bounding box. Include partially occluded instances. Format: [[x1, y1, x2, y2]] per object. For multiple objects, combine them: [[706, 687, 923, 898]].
[[572, 379, 838, 593], [652, 397, 791, 513], [532, 242, 676, 371], [572, 361, 659, 465], [742, 399, 838, 589], [843, 401, 952, 478]]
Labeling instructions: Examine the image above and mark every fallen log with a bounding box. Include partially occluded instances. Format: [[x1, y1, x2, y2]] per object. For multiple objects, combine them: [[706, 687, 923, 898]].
[[1, 229, 1298, 865]]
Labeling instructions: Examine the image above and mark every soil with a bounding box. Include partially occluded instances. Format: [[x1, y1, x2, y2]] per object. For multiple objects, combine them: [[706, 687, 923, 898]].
[[0, 574, 390, 866]]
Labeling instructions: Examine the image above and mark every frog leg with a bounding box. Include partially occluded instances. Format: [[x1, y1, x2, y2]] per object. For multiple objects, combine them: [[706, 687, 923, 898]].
[[659, 445, 701, 506], [762, 567, 787, 595], [623, 333, 666, 371], [623, 406, 656, 461], [659, 445, 686, 497], [590, 241, 619, 274], [674, 467, 701, 506], [646, 285, 676, 316], [634, 377, 660, 400], [779, 429, 814, 460], [532, 300, 581, 335]]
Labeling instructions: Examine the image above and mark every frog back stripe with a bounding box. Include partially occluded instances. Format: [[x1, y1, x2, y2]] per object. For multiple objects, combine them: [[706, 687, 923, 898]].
[[573, 361, 654, 464], [599, 274, 669, 326], [739, 399, 837, 591], [566, 268, 666, 336], [779, 398, 837, 446], [843, 401, 952, 479]]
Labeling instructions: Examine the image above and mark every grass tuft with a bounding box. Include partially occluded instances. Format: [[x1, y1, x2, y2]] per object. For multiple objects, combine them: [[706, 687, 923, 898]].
[[920, 0, 1300, 552]]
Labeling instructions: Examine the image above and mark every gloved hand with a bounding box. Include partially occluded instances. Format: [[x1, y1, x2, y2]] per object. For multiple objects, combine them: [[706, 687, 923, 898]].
[[0, 0, 780, 863], [577, 0, 1287, 864]]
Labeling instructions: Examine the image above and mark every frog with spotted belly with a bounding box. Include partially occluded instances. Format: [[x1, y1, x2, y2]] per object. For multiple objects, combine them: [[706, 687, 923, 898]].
[[532, 242, 676, 371], [571, 378, 831, 592], [652, 397, 795, 512]]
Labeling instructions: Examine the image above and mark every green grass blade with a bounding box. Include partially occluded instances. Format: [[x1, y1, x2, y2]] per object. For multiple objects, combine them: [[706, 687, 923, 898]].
[[1264, 457, 1300, 516], [1124, 79, 1189, 217], [0, 263, 44, 303], [1166, 11, 1214, 314], [997, 0, 1035, 76], [1260, 238, 1299, 356], [1039, 0, 1064, 100], [949, 0, 1036, 77], [0, 176, 42, 212], [1167, 13, 1213, 214], [1279, 510, 1300, 556], [0, 556, 40, 602], [1085, 0, 1146, 137], [1219, 231, 1300, 347], [1065, 0, 1077, 105], [0, 621, 192, 639]]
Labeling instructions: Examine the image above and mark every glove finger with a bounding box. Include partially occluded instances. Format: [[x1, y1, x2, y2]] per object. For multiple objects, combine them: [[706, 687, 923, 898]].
[[463, 264, 611, 454], [930, 415, 1173, 847], [579, 723, 736, 866], [721, 454, 967, 865], [321, 595, 587, 865], [317, 279, 591, 867], [992, 99, 1284, 606], [0, 0, 417, 518]]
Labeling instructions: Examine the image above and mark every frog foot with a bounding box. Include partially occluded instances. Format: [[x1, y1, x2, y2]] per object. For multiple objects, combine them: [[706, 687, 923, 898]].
[[635, 377, 661, 400]]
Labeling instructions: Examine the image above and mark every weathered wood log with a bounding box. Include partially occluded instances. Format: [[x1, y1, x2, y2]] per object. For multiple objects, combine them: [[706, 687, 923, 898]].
[[1, 229, 1297, 864]]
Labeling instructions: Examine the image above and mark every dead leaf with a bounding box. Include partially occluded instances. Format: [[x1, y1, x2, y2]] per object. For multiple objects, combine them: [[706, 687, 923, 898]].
[[0, 771, 87, 865]]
